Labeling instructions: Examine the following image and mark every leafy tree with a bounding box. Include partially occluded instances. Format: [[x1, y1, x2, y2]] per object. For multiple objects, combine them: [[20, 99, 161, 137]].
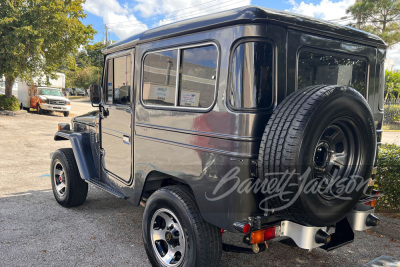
[[385, 69, 400, 99], [0, 0, 95, 98], [66, 66, 99, 90], [347, 0, 400, 47]]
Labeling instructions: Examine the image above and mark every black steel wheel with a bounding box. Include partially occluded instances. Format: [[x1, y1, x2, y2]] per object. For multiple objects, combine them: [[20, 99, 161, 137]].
[[258, 85, 376, 226]]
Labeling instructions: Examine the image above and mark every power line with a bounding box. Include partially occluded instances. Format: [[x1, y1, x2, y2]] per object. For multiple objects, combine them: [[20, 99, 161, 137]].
[[105, 0, 220, 26], [106, 0, 248, 30]]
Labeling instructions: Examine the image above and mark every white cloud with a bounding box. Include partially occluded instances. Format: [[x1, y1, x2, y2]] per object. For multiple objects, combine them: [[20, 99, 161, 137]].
[[83, 0, 148, 40], [134, 0, 251, 27], [288, 0, 400, 69], [387, 44, 400, 70], [288, 0, 355, 22]]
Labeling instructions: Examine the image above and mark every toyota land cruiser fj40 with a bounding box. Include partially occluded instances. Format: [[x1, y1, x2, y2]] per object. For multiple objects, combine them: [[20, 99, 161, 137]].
[[51, 6, 384, 266]]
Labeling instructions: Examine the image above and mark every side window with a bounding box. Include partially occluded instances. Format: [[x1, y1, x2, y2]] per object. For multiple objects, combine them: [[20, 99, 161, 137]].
[[229, 41, 274, 110], [298, 51, 367, 95], [106, 60, 113, 104], [178, 45, 217, 108], [114, 56, 131, 105], [142, 50, 178, 106], [141, 44, 218, 109]]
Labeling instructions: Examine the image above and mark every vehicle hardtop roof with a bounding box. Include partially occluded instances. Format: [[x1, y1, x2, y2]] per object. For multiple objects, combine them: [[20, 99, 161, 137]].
[[103, 5, 386, 55]]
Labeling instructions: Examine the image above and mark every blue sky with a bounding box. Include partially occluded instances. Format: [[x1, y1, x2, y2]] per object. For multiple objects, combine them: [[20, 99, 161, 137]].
[[80, 0, 400, 68], [82, 0, 353, 44]]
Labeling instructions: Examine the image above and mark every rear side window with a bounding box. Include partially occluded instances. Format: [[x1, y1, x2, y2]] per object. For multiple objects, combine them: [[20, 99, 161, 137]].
[[178, 46, 217, 108], [229, 41, 274, 110], [143, 50, 178, 106], [298, 51, 367, 95], [142, 44, 218, 109]]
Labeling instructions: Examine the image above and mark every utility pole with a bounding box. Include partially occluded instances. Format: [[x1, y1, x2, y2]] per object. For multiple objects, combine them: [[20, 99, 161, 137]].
[[105, 25, 108, 45], [356, 0, 361, 29]]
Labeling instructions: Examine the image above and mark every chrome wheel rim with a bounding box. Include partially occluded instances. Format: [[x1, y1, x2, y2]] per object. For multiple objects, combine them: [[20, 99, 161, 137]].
[[53, 160, 66, 198], [150, 208, 186, 266]]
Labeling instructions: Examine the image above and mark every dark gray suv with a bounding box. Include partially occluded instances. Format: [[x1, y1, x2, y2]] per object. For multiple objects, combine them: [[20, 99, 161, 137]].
[[51, 6, 385, 266]]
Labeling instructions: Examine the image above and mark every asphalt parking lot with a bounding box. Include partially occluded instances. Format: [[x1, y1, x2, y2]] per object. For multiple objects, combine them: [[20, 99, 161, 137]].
[[1, 101, 400, 266]]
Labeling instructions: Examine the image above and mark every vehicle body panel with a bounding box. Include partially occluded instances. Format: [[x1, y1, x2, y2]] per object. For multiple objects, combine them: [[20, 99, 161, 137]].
[[59, 6, 385, 232]]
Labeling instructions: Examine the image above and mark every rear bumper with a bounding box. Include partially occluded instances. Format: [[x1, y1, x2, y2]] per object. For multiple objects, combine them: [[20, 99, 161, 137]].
[[40, 103, 71, 112]]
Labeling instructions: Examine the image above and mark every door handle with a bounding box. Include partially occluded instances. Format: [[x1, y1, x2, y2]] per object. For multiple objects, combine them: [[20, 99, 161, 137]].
[[123, 135, 130, 145]]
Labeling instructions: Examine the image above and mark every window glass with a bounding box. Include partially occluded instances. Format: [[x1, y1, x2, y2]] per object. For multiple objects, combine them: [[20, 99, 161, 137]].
[[106, 60, 113, 104], [298, 51, 367, 95], [143, 50, 178, 106], [178, 45, 217, 108], [114, 56, 131, 105], [229, 41, 274, 109]]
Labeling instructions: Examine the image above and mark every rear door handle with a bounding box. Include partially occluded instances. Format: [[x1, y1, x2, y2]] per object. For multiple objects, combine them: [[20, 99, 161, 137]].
[[123, 135, 130, 145]]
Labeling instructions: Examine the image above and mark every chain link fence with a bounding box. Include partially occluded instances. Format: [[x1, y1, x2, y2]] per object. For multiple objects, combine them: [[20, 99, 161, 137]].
[[384, 99, 400, 124]]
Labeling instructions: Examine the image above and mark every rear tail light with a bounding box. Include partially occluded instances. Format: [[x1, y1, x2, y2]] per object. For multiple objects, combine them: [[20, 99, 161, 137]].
[[364, 199, 377, 207], [250, 226, 276, 244]]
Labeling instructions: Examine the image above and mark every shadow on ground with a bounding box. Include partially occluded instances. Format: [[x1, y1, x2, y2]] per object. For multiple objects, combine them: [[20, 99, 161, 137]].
[[1, 187, 399, 266]]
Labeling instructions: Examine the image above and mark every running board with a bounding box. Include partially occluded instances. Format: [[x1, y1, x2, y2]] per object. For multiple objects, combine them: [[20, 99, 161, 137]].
[[86, 178, 128, 199]]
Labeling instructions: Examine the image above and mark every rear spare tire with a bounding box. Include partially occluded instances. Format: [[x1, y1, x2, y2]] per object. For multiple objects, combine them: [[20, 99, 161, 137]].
[[258, 85, 376, 226]]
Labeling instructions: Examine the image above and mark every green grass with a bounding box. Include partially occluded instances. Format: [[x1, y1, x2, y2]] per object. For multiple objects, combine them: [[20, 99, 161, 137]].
[[383, 124, 400, 131]]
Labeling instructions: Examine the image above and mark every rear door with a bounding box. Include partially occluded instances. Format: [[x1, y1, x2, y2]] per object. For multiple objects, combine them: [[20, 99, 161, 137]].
[[101, 50, 134, 184]]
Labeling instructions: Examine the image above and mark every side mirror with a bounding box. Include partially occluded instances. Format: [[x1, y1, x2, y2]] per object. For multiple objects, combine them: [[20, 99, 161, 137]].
[[89, 84, 101, 106]]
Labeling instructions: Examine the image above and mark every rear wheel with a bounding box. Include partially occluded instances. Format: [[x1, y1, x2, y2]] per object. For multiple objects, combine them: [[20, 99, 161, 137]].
[[258, 85, 376, 226], [51, 148, 88, 207], [142, 185, 222, 267]]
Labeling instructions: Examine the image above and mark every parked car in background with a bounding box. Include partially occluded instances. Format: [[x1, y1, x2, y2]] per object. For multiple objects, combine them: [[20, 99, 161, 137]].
[[30, 87, 70, 117], [75, 88, 85, 96]]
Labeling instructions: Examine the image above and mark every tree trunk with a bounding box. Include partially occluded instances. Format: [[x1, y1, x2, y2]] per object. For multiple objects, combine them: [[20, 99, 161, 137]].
[[5, 75, 16, 98]]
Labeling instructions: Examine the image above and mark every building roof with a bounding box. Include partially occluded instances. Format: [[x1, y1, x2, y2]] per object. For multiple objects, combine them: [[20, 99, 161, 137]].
[[103, 5, 386, 54]]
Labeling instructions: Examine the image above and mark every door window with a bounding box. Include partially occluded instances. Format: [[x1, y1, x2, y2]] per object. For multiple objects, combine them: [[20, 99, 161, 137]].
[[105, 55, 132, 105]]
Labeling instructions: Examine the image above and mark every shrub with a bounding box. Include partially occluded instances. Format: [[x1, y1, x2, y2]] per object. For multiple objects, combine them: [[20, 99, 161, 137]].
[[0, 95, 20, 111], [376, 144, 400, 211]]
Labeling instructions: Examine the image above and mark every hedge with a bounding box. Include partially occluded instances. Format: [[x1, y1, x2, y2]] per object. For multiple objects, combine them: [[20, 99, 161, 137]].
[[0, 95, 20, 111], [376, 144, 400, 211]]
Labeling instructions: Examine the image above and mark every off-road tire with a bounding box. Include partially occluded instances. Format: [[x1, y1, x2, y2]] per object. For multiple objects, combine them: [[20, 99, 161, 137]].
[[142, 185, 222, 267], [258, 85, 376, 226], [51, 148, 88, 207]]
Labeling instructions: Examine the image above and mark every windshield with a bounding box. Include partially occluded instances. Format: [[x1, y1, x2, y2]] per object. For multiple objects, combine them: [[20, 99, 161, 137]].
[[38, 88, 63, 97]]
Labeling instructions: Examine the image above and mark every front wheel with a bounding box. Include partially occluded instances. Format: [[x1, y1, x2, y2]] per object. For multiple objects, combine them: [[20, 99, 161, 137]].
[[37, 103, 42, 114], [64, 111, 70, 117], [142, 186, 222, 267], [51, 148, 88, 207]]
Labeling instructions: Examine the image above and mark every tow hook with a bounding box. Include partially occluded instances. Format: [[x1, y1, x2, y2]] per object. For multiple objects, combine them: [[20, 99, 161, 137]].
[[252, 242, 268, 254]]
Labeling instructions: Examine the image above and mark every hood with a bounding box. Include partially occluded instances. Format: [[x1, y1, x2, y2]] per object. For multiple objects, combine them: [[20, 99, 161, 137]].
[[72, 110, 99, 127], [40, 95, 68, 101]]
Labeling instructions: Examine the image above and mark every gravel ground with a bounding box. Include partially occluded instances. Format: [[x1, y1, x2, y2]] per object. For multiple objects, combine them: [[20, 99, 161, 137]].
[[382, 131, 400, 145], [0, 102, 399, 266]]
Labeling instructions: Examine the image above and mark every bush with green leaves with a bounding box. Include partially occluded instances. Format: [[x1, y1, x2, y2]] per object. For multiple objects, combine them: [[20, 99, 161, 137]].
[[0, 95, 20, 111], [376, 144, 400, 211]]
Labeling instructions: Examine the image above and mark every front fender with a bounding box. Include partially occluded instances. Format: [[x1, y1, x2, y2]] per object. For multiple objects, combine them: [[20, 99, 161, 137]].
[[69, 133, 98, 180]]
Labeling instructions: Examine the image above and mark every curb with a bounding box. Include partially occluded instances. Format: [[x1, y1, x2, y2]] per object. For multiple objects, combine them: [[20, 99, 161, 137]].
[[0, 110, 28, 116]]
